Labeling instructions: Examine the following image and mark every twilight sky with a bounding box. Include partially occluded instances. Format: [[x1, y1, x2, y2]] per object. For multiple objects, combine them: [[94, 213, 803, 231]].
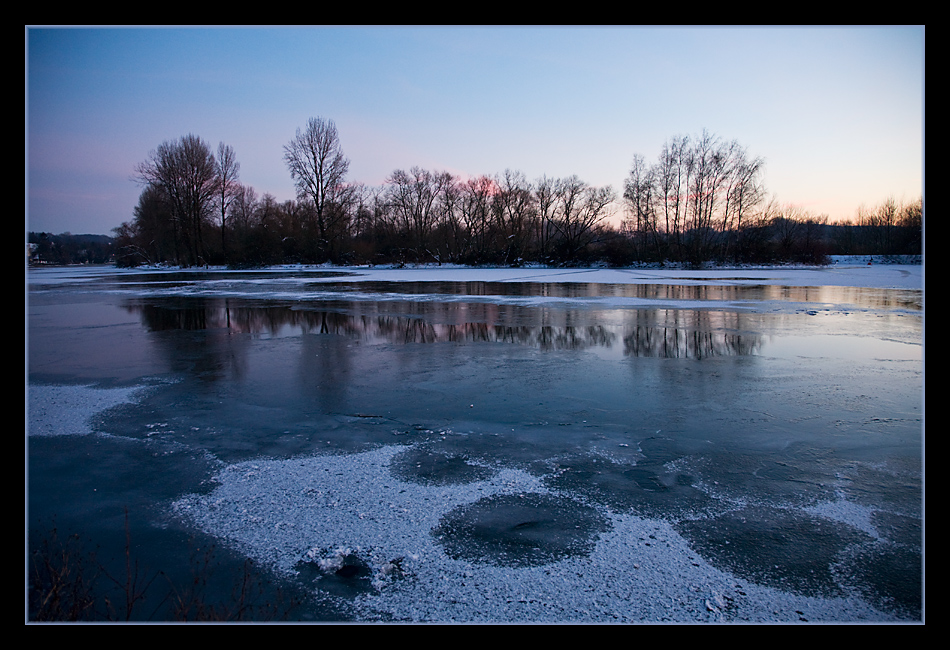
[[26, 25, 924, 236]]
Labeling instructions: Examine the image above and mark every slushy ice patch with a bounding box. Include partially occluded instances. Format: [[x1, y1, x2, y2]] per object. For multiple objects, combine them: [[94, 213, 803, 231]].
[[432, 492, 611, 567], [832, 541, 922, 619], [390, 445, 495, 486], [675, 505, 874, 598], [539, 451, 714, 519]]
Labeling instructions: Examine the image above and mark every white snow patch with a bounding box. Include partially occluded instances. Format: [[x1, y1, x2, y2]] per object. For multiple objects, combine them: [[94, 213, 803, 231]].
[[805, 494, 879, 538], [171, 444, 899, 623], [27, 384, 147, 437]]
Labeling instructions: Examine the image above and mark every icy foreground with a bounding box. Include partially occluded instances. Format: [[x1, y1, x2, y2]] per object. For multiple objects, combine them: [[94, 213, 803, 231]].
[[169, 444, 900, 623], [27, 260, 923, 623]]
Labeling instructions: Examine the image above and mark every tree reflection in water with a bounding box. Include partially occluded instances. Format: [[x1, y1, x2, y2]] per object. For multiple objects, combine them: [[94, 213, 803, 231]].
[[125, 296, 765, 360]]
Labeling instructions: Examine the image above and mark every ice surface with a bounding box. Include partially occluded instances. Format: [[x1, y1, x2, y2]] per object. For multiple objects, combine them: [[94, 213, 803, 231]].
[[169, 444, 900, 623], [26, 260, 923, 622]]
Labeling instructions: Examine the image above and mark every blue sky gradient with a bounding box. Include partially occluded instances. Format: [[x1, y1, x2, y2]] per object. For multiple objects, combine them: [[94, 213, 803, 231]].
[[26, 25, 924, 235]]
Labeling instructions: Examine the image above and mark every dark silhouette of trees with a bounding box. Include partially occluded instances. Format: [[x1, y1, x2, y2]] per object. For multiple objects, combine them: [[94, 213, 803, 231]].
[[623, 130, 767, 265], [534, 174, 560, 263], [457, 174, 497, 263], [492, 169, 536, 266], [852, 196, 922, 256], [384, 167, 455, 263], [28, 232, 114, 265], [106, 125, 920, 269], [132, 134, 220, 267], [549, 176, 616, 263], [112, 183, 176, 266]]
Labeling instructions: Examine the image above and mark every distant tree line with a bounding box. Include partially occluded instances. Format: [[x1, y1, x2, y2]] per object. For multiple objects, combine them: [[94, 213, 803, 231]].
[[106, 121, 921, 268], [28, 232, 114, 265]]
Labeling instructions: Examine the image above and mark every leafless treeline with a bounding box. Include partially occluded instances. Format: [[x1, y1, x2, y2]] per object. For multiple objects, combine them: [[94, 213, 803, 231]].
[[622, 129, 921, 264], [113, 121, 921, 268], [623, 130, 767, 264]]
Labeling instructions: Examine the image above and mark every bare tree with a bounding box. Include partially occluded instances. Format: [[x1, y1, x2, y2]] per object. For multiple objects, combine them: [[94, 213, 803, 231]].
[[549, 176, 616, 262], [346, 183, 374, 241], [492, 169, 536, 265], [113, 183, 174, 266], [534, 175, 560, 262], [685, 129, 730, 263], [385, 167, 456, 261], [131, 183, 174, 264], [458, 174, 497, 262], [226, 184, 258, 264], [215, 142, 240, 261], [623, 153, 661, 259], [231, 184, 258, 232], [723, 151, 765, 261], [772, 203, 805, 257], [655, 134, 691, 260], [625, 131, 767, 264], [433, 177, 466, 264], [283, 117, 351, 260], [134, 134, 218, 266]]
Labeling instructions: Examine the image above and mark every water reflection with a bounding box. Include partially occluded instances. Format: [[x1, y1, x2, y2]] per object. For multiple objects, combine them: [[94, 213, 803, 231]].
[[622, 315, 763, 358], [124, 297, 764, 361], [320, 280, 922, 313]]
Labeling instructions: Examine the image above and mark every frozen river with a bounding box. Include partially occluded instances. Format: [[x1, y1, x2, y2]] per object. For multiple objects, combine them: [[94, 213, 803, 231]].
[[27, 262, 923, 622]]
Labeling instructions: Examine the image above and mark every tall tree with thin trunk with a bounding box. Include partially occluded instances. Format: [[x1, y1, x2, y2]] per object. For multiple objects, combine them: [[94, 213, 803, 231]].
[[534, 175, 559, 263], [283, 117, 350, 261], [215, 142, 240, 262]]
